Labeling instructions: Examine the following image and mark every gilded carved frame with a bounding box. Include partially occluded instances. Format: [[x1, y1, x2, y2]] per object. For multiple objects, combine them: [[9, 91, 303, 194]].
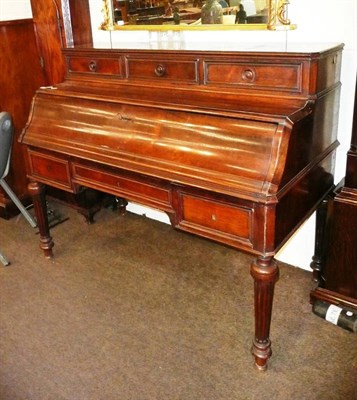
[[100, 0, 295, 31]]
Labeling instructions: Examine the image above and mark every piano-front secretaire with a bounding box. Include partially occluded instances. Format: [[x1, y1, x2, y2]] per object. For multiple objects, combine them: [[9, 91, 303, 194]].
[[20, 42, 343, 370]]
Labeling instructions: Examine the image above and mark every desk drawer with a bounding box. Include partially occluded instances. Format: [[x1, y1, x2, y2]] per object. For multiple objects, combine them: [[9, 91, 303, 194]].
[[204, 61, 302, 92], [28, 151, 72, 190], [179, 194, 253, 246], [125, 57, 199, 83], [67, 57, 122, 76], [72, 164, 172, 211]]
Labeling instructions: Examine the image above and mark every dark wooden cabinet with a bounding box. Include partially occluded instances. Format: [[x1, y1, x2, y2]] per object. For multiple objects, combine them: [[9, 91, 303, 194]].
[[311, 75, 357, 311], [0, 19, 46, 218]]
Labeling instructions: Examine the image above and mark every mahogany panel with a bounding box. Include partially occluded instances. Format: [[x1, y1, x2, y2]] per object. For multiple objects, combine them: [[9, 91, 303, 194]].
[[72, 163, 173, 212], [125, 56, 199, 83], [179, 194, 253, 248], [323, 191, 357, 300], [68, 57, 123, 76], [275, 155, 335, 251], [204, 61, 302, 92], [68, 0, 92, 47], [27, 150, 72, 190], [0, 19, 46, 218], [30, 0, 92, 84], [30, 0, 66, 84], [345, 152, 357, 188], [315, 50, 343, 93], [21, 90, 281, 199]]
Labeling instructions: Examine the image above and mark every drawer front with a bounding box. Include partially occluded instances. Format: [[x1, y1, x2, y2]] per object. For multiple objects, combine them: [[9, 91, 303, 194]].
[[179, 194, 252, 246], [67, 57, 122, 76], [125, 57, 199, 83], [73, 164, 172, 211], [28, 151, 72, 189], [204, 61, 302, 92]]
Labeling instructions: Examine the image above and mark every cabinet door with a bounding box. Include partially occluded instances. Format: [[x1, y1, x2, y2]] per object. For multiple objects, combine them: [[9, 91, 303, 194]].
[[30, 0, 93, 85], [0, 19, 46, 218]]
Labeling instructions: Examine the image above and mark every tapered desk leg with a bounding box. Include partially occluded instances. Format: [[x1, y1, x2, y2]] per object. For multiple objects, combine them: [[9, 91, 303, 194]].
[[28, 181, 54, 259], [250, 255, 279, 371]]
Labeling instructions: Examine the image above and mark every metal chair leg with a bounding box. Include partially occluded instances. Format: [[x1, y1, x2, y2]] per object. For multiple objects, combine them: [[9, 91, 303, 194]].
[[0, 251, 10, 266], [0, 179, 37, 228]]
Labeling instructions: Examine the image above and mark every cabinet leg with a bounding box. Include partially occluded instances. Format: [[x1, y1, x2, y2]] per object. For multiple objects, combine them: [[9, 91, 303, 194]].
[[250, 255, 279, 371], [115, 197, 128, 216], [28, 182, 54, 258], [310, 197, 329, 284]]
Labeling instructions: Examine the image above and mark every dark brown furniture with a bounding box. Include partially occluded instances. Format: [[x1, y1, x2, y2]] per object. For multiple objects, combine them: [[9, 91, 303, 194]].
[[0, 19, 46, 218], [311, 75, 357, 311], [20, 40, 343, 370], [21, 0, 344, 374]]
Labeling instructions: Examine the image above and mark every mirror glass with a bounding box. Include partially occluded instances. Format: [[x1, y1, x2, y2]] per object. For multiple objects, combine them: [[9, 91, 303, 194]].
[[100, 0, 294, 31], [111, 0, 267, 27]]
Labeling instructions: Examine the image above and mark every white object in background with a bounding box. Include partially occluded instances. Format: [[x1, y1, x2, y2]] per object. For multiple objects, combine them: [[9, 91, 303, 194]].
[[241, 0, 257, 16], [0, 0, 32, 21]]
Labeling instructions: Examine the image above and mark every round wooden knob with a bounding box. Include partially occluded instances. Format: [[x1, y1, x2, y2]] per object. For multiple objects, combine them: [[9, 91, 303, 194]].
[[88, 60, 97, 72], [242, 68, 255, 82], [154, 64, 166, 77]]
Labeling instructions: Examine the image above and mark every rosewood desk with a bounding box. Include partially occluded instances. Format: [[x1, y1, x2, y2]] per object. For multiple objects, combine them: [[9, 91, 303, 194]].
[[20, 44, 343, 370]]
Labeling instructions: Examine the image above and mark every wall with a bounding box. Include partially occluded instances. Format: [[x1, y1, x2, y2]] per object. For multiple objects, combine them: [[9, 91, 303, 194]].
[[0, 0, 32, 20], [1, 0, 356, 270]]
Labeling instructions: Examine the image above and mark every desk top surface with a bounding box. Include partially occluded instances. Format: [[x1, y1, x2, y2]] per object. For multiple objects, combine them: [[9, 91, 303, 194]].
[[87, 41, 344, 55]]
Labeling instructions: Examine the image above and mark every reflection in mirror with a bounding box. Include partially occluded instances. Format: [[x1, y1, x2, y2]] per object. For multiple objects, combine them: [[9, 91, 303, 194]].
[[100, 0, 294, 30]]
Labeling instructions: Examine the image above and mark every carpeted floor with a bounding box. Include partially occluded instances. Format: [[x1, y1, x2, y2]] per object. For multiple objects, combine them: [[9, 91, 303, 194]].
[[0, 200, 356, 400]]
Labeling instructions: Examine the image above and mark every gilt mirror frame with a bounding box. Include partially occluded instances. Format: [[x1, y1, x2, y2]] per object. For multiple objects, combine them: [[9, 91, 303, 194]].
[[100, 0, 295, 31]]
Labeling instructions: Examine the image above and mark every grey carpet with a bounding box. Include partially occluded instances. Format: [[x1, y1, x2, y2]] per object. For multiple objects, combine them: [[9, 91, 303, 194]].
[[0, 200, 356, 400]]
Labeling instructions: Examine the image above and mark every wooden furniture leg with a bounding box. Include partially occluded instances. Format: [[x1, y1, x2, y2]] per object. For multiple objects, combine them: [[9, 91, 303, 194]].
[[250, 255, 279, 371], [310, 197, 329, 285], [28, 181, 54, 258], [115, 197, 128, 216]]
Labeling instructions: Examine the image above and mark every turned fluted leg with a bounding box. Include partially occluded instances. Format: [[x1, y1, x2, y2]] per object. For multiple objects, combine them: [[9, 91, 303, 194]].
[[250, 255, 279, 371], [28, 181, 54, 258]]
